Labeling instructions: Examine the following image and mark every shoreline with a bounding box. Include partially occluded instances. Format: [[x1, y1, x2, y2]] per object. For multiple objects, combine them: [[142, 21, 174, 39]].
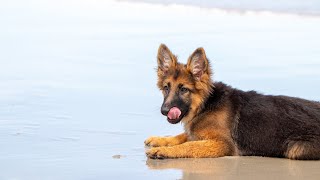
[[119, 0, 320, 17]]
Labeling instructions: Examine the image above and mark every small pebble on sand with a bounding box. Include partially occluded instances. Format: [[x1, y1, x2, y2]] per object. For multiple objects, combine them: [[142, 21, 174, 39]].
[[112, 155, 125, 159]]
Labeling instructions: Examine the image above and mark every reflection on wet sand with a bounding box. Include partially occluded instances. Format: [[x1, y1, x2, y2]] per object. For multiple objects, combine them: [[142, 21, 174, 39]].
[[146, 156, 320, 179]]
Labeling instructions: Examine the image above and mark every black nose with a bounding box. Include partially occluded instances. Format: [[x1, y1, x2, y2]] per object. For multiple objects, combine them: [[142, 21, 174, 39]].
[[161, 103, 170, 116]]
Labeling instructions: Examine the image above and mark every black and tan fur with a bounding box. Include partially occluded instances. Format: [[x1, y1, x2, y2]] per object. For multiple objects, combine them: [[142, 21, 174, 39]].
[[145, 44, 320, 160]]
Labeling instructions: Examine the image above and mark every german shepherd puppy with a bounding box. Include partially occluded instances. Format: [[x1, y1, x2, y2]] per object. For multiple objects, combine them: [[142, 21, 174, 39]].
[[145, 44, 320, 160]]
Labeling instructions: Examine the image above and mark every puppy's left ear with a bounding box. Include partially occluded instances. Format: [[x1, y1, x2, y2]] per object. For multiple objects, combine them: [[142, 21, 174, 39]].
[[187, 47, 210, 80]]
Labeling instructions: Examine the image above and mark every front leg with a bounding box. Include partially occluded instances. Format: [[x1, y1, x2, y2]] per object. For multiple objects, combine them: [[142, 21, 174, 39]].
[[144, 133, 187, 147], [146, 139, 235, 159]]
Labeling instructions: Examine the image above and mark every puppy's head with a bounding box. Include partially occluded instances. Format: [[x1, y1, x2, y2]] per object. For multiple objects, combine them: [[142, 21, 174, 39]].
[[156, 44, 213, 124]]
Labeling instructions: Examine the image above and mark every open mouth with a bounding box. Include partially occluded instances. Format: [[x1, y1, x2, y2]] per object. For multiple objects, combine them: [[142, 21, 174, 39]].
[[166, 107, 187, 124]]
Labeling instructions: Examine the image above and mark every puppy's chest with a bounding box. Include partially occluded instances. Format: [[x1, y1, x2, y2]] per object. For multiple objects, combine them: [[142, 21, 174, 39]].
[[185, 129, 198, 141], [183, 121, 201, 141], [183, 121, 216, 141], [184, 109, 232, 141], [185, 125, 218, 141]]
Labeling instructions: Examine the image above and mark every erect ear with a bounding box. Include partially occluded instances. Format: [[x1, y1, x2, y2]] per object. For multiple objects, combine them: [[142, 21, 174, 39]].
[[187, 47, 209, 80], [157, 44, 177, 73]]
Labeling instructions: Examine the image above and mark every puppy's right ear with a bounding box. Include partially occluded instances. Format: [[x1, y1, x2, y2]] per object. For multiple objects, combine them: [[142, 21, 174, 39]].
[[157, 44, 176, 74]]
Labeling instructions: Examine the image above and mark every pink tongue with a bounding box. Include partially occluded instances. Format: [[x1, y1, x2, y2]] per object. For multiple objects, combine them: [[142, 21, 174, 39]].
[[167, 107, 181, 120]]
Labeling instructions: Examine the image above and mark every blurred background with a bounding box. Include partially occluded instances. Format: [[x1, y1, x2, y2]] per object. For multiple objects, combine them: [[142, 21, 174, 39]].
[[0, 0, 320, 179]]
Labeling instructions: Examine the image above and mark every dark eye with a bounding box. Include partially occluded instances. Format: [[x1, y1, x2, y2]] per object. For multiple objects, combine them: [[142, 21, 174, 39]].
[[180, 87, 189, 94], [163, 86, 169, 94]]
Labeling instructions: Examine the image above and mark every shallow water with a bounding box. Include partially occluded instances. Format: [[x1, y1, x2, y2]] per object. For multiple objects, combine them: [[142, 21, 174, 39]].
[[1, 0, 320, 179]]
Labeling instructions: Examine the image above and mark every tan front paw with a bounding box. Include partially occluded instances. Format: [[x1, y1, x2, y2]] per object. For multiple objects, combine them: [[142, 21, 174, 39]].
[[146, 147, 175, 159], [144, 136, 174, 147]]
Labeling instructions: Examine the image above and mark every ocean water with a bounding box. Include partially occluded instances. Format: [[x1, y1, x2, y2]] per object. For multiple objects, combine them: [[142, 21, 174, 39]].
[[0, 0, 320, 179]]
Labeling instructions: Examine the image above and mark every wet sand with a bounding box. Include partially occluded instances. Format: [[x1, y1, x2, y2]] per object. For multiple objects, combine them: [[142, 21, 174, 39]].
[[147, 156, 320, 180], [0, 0, 320, 179]]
